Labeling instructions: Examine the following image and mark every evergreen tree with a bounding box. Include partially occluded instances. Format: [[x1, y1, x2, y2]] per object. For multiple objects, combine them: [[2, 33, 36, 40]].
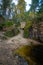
[[17, 0, 26, 22], [2, 0, 12, 16]]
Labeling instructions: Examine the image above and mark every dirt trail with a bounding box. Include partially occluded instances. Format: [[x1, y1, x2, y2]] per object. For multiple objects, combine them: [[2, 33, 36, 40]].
[[6, 29, 40, 48], [0, 30, 40, 65]]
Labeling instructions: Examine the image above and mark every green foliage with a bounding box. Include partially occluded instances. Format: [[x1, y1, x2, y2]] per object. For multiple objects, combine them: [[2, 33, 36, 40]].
[[24, 29, 29, 38], [0, 21, 14, 31], [39, 0, 43, 13], [30, 0, 39, 12], [29, 0, 43, 24], [24, 21, 32, 38], [2, 0, 12, 15], [14, 0, 26, 22], [0, 20, 14, 28], [4, 30, 15, 37], [4, 27, 19, 37], [14, 27, 20, 35], [25, 21, 32, 29], [4, 21, 14, 27]]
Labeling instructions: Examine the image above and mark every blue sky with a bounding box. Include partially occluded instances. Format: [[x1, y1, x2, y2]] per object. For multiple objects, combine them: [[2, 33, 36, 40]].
[[13, 0, 31, 11]]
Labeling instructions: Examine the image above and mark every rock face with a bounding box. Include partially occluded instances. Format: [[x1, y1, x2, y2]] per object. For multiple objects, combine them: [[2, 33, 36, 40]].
[[39, 22, 43, 42], [30, 21, 43, 42]]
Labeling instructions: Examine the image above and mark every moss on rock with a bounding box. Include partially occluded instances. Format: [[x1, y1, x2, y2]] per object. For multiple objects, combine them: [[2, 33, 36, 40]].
[[12, 45, 36, 65], [12, 44, 43, 65]]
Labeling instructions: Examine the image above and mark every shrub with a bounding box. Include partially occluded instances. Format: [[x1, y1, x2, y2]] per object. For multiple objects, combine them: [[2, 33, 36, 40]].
[[14, 27, 19, 35], [0, 21, 14, 31], [4, 27, 19, 37], [5, 21, 14, 27], [24, 21, 32, 38], [24, 29, 29, 38], [4, 30, 15, 37]]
